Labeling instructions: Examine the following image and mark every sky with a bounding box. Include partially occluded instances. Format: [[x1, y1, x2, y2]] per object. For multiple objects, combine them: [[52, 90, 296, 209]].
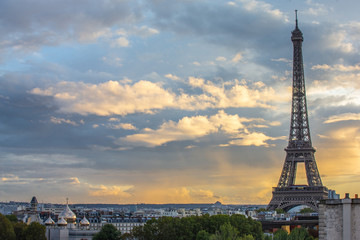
[[1, 0, 360, 205]]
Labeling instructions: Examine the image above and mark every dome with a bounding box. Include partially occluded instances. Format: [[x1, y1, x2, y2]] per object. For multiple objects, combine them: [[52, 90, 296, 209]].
[[57, 217, 67, 226], [30, 196, 38, 204], [58, 205, 76, 223], [44, 216, 55, 226], [80, 216, 90, 226]]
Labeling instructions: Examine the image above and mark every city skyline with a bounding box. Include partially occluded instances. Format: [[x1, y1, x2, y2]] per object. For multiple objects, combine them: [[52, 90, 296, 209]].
[[1, 0, 360, 204]]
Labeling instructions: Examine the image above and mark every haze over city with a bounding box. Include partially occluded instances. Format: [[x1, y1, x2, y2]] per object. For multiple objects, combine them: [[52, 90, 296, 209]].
[[0, 0, 359, 205]]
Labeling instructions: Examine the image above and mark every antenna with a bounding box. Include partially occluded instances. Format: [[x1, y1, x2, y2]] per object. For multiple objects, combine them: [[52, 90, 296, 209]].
[[295, 10, 298, 28]]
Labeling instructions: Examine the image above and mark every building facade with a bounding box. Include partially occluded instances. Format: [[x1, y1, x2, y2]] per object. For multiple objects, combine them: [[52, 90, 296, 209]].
[[319, 194, 360, 240]]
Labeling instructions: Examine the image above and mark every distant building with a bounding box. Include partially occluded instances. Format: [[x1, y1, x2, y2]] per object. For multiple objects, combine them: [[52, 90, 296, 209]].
[[45, 200, 148, 240], [319, 193, 360, 240], [21, 196, 43, 225], [328, 189, 340, 199]]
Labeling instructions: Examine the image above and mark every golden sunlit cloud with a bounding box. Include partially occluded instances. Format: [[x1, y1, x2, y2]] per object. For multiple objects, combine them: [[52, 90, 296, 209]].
[[324, 112, 360, 123], [165, 73, 180, 81], [227, 132, 285, 147], [88, 184, 133, 198], [231, 52, 243, 62], [120, 110, 279, 147], [30, 77, 279, 116], [1, 174, 20, 182]]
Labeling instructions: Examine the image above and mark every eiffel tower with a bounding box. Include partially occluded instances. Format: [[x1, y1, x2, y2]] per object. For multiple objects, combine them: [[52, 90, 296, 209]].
[[267, 11, 328, 212]]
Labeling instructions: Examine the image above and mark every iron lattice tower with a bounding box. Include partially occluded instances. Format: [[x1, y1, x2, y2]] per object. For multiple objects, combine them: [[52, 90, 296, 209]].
[[268, 11, 328, 212]]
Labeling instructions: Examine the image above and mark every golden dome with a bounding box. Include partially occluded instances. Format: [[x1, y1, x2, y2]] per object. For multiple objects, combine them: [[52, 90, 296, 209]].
[[57, 217, 67, 226], [58, 205, 76, 223], [80, 216, 90, 226], [44, 216, 55, 226]]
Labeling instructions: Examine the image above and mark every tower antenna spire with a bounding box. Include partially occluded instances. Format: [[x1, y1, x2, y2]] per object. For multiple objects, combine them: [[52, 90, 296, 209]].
[[295, 10, 298, 28]]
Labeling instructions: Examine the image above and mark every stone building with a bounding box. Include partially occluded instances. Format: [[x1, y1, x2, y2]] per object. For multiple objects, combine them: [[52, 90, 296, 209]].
[[319, 193, 360, 240]]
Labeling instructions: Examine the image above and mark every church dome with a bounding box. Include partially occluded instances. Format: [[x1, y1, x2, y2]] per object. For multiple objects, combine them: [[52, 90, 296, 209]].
[[57, 217, 67, 226], [58, 205, 76, 223], [80, 216, 90, 226], [30, 196, 38, 204], [44, 216, 55, 226]]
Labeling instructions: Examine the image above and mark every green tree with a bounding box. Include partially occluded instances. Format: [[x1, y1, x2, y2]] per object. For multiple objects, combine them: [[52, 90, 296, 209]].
[[263, 234, 272, 240], [196, 230, 211, 240], [0, 213, 16, 240], [230, 215, 250, 236], [23, 222, 46, 240], [131, 214, 264, 240], [13, 222, 27, 240], [130, 225, 146, 240], [210, 222, 239, 240], [121, 232, 134, 240], [6, 215, 18, 223], [93, 224, 121, 240], [209, 215, 230, 234], [255, 208, 267, 213], [273, 229, 288, 240], [307, 228, 318, 239], [179, 216, 202, 240], [288, 227, 310, 240], [239, 235, 254, 240], [299, 208, 314, 214], [275, 208, 286, 214]]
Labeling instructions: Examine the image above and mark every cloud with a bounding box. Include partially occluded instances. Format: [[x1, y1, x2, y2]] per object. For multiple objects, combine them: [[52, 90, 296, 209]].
[[304, 1, 329, 16], [231, 52, 243, 62], [324, 113, 360, 123], [239, 0, 286, 19], [1, 174, 20, 183], [120, 110, 279, 147], [132, 26, 159, 37], [112, 37, 130, 47], [0, 0, 142, 51], [216, 56, 227, 62], [88, 184, 133, 198], [271, 58, 291, 63], [185, 77, 277, 109], [312, 63, 360, 72], [311, 64, 332, 70], [227, 132, 285, 147], [105, 123, 137, 130], [30, 77, 278, 116], [50, 116, 78, 126], [308, 73, 360, 108], [0, 174, 80, 186], [30, 80, 176, 116], [164, 74, 180, 81], [326, 30, 354, 53], [102, 56, 123, 67]]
